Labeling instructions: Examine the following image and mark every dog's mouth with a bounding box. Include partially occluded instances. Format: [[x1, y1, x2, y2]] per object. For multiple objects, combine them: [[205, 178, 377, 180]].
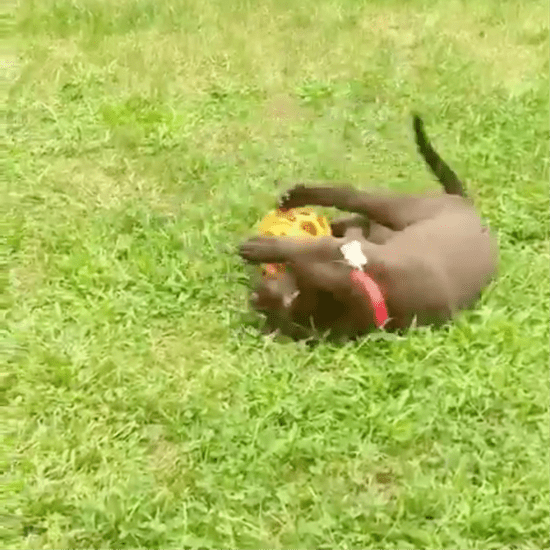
[[250, 286, 300, 312], [250, 290, 279, 311]]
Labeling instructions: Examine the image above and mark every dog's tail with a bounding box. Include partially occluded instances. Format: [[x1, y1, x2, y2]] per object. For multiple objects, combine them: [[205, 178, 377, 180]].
[[413, 114, 466, 197]]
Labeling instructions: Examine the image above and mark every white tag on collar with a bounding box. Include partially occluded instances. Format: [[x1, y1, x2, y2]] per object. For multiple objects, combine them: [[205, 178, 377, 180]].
[[340, 240, 368, 269]]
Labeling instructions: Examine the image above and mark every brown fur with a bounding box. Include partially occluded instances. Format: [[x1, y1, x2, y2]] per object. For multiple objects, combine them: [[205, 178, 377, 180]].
[[239, 115, 498, 341]]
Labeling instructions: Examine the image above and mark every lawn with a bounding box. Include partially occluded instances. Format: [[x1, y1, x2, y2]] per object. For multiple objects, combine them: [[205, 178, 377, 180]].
[[3, 0, 549, 548]]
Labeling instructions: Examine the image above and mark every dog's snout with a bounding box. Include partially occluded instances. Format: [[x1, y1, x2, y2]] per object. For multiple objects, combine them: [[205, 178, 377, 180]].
[[250, 283, 285, 311]]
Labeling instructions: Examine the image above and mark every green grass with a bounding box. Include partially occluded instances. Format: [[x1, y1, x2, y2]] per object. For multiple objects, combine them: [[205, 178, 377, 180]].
[[2, 0, 549, 547]]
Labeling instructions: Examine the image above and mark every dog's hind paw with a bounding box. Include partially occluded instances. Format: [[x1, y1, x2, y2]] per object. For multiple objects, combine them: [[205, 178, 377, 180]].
[[278, 184, 309, 210]]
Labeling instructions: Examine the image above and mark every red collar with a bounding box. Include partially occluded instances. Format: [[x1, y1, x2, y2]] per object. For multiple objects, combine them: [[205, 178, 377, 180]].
[[350, 269, 389, 328]]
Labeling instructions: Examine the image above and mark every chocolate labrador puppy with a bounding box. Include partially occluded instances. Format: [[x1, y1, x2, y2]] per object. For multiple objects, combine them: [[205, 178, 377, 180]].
[[239, 115, 498, 341]]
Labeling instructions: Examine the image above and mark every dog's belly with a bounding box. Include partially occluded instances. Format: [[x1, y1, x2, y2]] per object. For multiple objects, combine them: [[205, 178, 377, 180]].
[[385, 210, 497, 310]]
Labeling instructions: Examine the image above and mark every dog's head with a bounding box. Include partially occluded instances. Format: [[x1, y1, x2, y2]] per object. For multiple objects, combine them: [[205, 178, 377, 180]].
[[250, 264, 300, 314], [249, 266, 328, 340]]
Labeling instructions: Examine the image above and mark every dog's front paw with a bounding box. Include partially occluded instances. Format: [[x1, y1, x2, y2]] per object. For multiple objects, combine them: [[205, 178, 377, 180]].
[[278, 185, 310, 210], [239, 237, 280, 263]]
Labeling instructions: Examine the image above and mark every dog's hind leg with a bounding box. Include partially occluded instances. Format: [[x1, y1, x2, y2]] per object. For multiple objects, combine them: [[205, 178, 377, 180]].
[[279, 184, 456, 231]]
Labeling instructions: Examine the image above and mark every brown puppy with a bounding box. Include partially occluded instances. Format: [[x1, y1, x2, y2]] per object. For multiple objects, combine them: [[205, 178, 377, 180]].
[[240, 115, 498, 341]]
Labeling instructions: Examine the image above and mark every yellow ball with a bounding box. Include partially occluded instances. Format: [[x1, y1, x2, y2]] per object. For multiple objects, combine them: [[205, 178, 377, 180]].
[[257, 208, 331, 238], [256, 208, 331, 279]]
